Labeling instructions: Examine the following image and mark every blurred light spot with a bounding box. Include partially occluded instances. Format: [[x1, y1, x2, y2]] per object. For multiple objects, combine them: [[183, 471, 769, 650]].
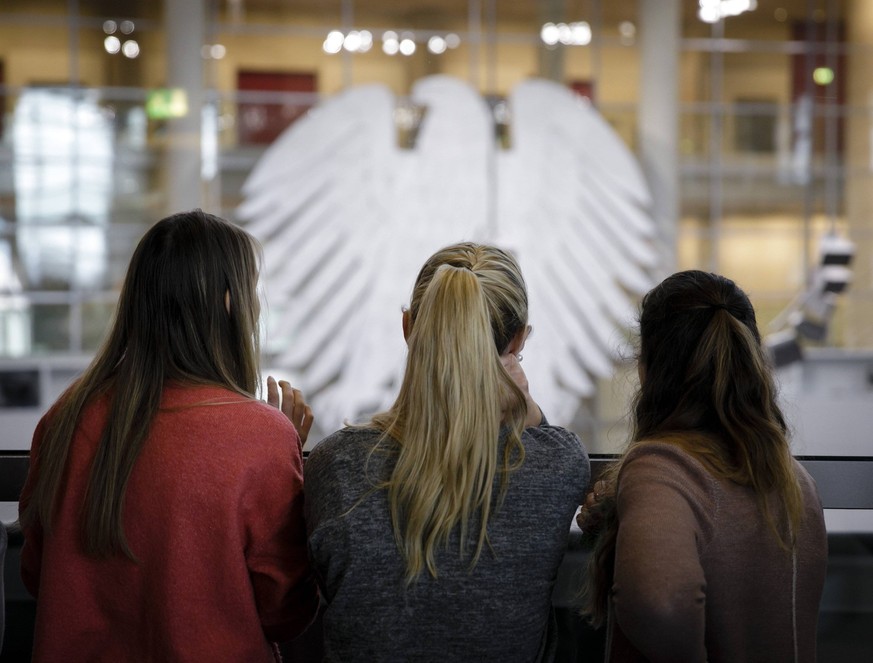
[[540, 22, 559, 46], [570, 22, 591, 45], [699, 6, 720, 23], [698, 0, 757, 23], [399, 38, 416, 56], [104, 36, 121, 54], [323, 30, 344, 54], [210, 44, 226, 59], [619, 21, 636, 38], [103, 20, 117, 34], [120, 20, 135, 34], [813, 67, 834, 86], [344, 30, 363, 52], [445, 33, 461, 49], [121, 39, 139, 58], [358, 30, 373, 52], [541, 21, 591, 46], [774, 7, 787, 22], [427, 36, 447, 54]]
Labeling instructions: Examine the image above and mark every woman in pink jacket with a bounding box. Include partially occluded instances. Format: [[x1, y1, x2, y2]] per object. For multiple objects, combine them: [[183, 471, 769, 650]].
[[18, 209, 318, 662]]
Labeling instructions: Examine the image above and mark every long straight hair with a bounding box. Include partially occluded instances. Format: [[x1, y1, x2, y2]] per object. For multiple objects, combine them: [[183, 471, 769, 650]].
[[370, 243, 529, 583], [19, 210, 262, 559], [585, 270, 804, 626]]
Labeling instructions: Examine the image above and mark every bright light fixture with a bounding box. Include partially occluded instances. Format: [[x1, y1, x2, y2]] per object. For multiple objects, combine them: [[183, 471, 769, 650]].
[[104, 36, 121, 54], [121, 39, 139, 58], [539, 21, 591, 46], [323, 30, 344, 54], [698, 0, 757, 23], [399, 38, 416, 56], [428, 36, 447, 54]]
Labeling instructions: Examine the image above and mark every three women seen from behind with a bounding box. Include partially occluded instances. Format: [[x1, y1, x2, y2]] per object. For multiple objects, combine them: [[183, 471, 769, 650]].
[[304, 242, 591, 661], [18, 210, 827, 663], [19, 210, 318, 662], [581, 270, 828, 662]]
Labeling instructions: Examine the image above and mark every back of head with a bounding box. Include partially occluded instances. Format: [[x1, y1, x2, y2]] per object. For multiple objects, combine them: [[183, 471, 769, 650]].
[[114, 209, 261, 394], [635, 270, 778, 443], [585, 270, 803, 627], [374, 242, 529, 582], [23, 209, 262, 559], [406, 242, 529, 354], [634, 269, 801, 540]]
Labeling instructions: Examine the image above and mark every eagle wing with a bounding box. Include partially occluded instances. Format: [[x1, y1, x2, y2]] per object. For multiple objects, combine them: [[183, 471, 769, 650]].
[[496, 79, 659, 423], [237, 76, 493, 430]]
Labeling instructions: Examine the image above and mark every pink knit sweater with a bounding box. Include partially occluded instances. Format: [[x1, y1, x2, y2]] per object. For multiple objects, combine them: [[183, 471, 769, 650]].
[[608, 442, 827, 663], [20, 384, 319, 662]]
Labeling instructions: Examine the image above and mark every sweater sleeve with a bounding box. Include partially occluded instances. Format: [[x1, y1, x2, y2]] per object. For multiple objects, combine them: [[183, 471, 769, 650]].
[[241, 420, 320, 643], [611, 443, 716, 663]]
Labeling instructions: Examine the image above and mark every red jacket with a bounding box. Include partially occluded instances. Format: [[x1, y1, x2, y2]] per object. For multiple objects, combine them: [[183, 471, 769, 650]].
[[20, 384, 319, 662]]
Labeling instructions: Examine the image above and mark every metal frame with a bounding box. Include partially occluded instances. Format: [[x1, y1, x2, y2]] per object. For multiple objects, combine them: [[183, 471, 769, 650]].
[[3, 451, 872, 509]]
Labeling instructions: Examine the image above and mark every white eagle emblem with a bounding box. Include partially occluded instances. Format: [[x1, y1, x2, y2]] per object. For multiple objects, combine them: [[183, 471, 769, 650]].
[[237, 75, 659, 432]]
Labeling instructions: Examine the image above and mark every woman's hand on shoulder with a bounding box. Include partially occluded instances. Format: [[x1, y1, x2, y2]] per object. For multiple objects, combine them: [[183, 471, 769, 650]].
[[500, 352, 543, 428], [266, 376, 314, 448]]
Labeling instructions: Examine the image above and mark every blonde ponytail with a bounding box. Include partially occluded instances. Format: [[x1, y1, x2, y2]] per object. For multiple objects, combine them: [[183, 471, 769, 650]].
[[371, 243, 528, 582]]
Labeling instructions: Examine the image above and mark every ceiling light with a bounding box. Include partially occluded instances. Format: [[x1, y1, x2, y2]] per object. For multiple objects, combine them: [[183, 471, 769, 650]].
[[399, 39, 416, 56], [428, 36, 447, 55]]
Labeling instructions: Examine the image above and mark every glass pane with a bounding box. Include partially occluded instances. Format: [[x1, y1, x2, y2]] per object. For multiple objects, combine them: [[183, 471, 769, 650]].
[[30, 303, 70, 352], [0, 298, 31, 357], [81, 298, 115, 351]]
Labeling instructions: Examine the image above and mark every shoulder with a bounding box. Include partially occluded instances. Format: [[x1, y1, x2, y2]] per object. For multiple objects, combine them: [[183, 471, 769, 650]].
[[306, 427, 385, 477], [522, 424, 588, 468], [304, 428, 387, 528], [618, 440, 720, 514], [175, 385, 290, 425], [792, 458, 820, 499], [622, 440, 713, 479], [161, 384, 298, 457], [791, 458, 827, 519], [518, 423, 590, 497], [523, 423, 587, 459]]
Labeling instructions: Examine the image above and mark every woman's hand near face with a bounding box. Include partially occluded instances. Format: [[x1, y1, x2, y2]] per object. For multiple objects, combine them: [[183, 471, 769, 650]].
[[500, 353, 543, 428], [266, 376, 314, 448]]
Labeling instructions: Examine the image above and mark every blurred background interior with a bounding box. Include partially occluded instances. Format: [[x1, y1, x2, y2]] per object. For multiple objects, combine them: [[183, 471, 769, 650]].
[[0, 0, 871, 660]]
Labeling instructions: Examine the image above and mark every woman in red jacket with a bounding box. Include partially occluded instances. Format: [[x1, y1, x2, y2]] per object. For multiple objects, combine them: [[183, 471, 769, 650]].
[[18, 209, 318, 662]]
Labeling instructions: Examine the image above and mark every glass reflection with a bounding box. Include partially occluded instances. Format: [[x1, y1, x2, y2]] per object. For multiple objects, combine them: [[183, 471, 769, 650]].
[[12, 89, 114, 291]]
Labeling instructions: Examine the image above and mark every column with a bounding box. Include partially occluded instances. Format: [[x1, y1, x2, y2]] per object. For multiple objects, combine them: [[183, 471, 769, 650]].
[[845, 0, 873, 347], [164, 0, 205, 215], [637, 0, 681, 271]]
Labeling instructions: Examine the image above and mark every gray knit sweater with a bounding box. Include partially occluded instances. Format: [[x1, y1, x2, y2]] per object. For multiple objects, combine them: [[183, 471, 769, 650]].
[[304, 422, 589, 662]]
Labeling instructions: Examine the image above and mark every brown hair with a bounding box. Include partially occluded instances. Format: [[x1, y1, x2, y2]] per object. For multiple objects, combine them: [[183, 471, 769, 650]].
[[19, 210, 262, 559], [585, 270, 803, 626]]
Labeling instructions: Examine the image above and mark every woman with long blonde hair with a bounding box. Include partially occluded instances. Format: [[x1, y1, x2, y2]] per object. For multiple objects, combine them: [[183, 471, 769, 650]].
[[305, 242, 589, 661], [18, 210, 318, 662], [580, 270, 827, 662]]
